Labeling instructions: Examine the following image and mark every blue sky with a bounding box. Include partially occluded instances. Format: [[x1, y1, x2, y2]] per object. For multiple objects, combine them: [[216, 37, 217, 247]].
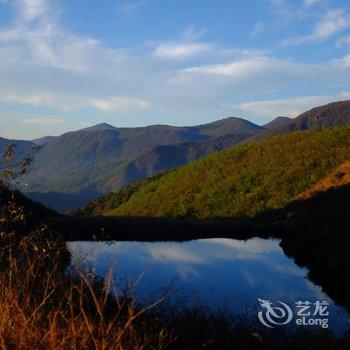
[[1, 0, 350, 139]]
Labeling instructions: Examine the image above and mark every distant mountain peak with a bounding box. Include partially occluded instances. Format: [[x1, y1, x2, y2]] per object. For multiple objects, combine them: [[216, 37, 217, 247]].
[[82, 123, 118, 132], [263, 116, 292, 129], [32, 136, 56, 146], [195, 116, 263, 137]]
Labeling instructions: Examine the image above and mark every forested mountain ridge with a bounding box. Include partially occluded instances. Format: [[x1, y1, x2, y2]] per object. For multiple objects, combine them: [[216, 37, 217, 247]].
[[244, 100, 350, 143], [22, 117, 263, 211], [96, 126, 350, 219], [3, 99, 349, 213]]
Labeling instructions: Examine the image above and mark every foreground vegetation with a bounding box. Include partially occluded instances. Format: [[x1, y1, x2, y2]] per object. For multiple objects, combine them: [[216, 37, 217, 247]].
[[2, 233, 350, 349], [0, 227, 172, 349], [0, 151, 170, 348], [80, 126, 350, 219]]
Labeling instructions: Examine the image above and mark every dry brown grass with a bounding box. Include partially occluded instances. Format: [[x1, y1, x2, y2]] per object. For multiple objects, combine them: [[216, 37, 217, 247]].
[[298, 161, 350, 200], [0, 233, 172, 350]]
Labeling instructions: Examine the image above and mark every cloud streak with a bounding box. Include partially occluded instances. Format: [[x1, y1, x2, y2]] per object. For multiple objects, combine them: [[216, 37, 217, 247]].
[[251, 22, 265, 37], [117, 1, 144, 14], [22, 117, 64, 125], [237, 92, 350, 118], [304, 0, 322, 7], [153, 42, 212, 60], [284, 9, 350, 45], [17, 0, 50, 21], [91, 97, 151, 113]]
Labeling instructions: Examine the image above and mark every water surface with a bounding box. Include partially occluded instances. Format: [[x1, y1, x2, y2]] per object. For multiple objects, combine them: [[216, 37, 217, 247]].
[[68, 238, 350, 333]]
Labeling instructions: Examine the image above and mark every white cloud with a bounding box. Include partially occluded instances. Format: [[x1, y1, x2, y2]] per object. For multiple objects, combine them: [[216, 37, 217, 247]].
[[182, 56, 333, 82], [117, 1, 144, 14], [310, 9, 349, 40], [340, 91, 350, 99], [268, 0, 306, 21], [269, 0, 286, 11], [0, 90, 151, 114], [22, 117, 64, 125], [334, 54, 350, 68], [184, 56, 276, 77], [336, 35, 350, 47], [148, 246, 205, 263], [0, 0, 125, 72], [204, 238, 280, 258], [284, 9, 350, 45], [17, 0, 50, 21], [237, 93, 350, 119], [251, 22, 265, 37], [91, 97, 151, 113], [0, 28, 21, 41], [304, 0, 322, 7], [1, 0, 350, 136], [182, 26, 206, 41], [153, 43, 212, 60], [0, 92, 55, 106]]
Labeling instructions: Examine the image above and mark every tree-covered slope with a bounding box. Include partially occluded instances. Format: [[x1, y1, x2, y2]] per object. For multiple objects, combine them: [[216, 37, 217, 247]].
[[244, 100, 350, 143], [25, 118, 262, 195], [72, 172, 168, 216], [120, 133, 252, 186], [104, 126, 350, 219], [293, 100, 350, 129]]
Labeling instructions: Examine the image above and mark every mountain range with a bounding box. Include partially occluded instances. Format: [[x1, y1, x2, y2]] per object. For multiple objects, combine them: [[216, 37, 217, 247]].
[[89, 125, 350, 219], [243, 100, 350, 143], [1, 100, 350, 212], [21, 117, 264, 211]]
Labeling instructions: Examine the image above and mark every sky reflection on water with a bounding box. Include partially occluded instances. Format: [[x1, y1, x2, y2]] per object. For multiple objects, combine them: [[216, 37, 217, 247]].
[[67, 238, 350, 333]]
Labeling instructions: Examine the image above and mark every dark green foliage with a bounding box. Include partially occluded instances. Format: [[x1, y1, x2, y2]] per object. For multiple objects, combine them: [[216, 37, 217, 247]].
[[104, 126, 350, 219], [72, 172, 169, 216]]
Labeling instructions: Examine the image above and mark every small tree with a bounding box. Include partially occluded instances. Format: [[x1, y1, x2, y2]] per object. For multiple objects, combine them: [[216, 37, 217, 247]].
[[0, 144, 38, 236]]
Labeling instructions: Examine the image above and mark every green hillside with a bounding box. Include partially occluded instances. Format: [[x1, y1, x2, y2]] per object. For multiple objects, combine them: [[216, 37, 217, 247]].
[[24, 118, 262, 212], [104, 126, 350, 219], [72, 172, 168, 216]]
